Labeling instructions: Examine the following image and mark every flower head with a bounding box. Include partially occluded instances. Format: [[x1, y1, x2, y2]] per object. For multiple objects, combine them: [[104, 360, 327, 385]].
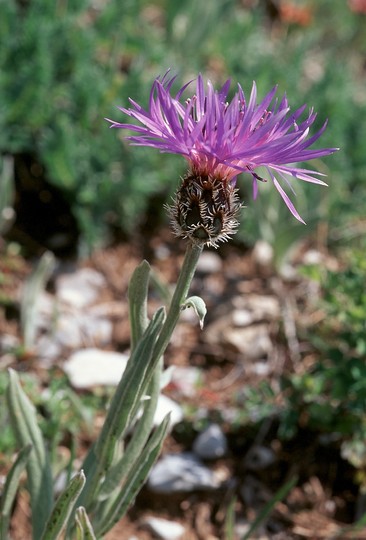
[[107, 72, 337, 244]]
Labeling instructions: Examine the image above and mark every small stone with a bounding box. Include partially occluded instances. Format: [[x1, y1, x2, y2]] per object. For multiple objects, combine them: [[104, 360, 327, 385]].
[[142, 517, 185, 540], [302, 249, 323, 265], [245, 445, 276, 470], [279, 263, 298, 281], [148, 452, 219, 493], [81, 315, 113, 346], [253, 240, 274, 266], [250, 361, 271, 376], [192, 423, 228, 459], [56, 268, 106, 308], [0, 334, 20, 353], [153, 395, 184, 428], [53, 313, 113, 349], [234, 519, 252, 538], [36, 335, 62, 361], [223, 324, 272, 358], [170, 366, 202, 397], [232, 309, 254, 327], [154, 244, 171, 260], [196, 251, 223, 273], [232, 294, 280, 320], [63, 348, 129, 388], [54, 314, 83, 349]]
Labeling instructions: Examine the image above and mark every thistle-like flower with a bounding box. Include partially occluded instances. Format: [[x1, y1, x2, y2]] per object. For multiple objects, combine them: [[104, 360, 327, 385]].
[[107, 73, 337, 247]]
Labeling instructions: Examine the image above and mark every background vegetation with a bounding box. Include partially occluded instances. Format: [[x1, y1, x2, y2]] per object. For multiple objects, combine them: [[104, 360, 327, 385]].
[[1, 0, 366, 537], [1, 0, 365, 252]]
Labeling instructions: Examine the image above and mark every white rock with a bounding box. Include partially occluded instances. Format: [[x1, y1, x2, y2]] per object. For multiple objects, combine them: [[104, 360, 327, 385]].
[[154, 244, 171, 260], [153, 395, 184, 428], [54, 313, 84, 349], [223, 324, 272, 358], [205, 295, 279, 357], [0, 334, 20, 353], [170, 366, 202, 397], [63, 348, 129, 388], [302, 249, 323, 265], [232, 309, 254, 327], [143, 517, 185, 540], [56, 268, 106, 308], [192, 423, 228, 459], [250, 361, 271, 376], [36, 335, 62, 360], [80, 315, 113, 346], [196, 251, 223, 273], [234, 519, 252, 538], [232, 294, 280, 320], [148, 452, 219, 493], [253, 240, 274, 266], [53, 312, 113, 349], [279, 262, 298, 281]]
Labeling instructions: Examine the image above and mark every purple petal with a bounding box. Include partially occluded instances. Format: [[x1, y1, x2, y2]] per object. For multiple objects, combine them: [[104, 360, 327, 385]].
[[107, 71, 338, 221]]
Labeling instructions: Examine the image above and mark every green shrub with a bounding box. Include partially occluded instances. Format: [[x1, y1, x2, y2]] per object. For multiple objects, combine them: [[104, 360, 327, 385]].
[[0, 0, 364, 250], [279, 250, 366, 478]]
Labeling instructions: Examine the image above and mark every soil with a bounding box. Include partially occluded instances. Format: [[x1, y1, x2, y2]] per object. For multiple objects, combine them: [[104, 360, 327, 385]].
[[1, 219, 363, 540]]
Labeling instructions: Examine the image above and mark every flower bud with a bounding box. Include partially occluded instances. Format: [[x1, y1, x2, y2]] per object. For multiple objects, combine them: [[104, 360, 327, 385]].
[[167, 173, 242, 248]]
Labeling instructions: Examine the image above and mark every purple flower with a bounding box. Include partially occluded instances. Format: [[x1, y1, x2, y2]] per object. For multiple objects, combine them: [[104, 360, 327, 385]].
[[107, 72, 337, 224]]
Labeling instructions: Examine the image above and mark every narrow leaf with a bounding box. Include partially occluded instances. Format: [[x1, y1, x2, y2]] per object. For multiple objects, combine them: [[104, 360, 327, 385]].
[[128, 260, 150, 350], [94, 307, 165, 467], [98, 359, 162, 498], [0, 155, 15, 235], [75, 507, 97, 540], [224, 496, 236, 540], [6, 369, 53, 540], [81, 308, 165, 509], [40, 471, 86, 540], [0, 444, 32, 540], [20, 251, 56, 350], [183, 295, 207, 329], [95, 415, 171, 537]]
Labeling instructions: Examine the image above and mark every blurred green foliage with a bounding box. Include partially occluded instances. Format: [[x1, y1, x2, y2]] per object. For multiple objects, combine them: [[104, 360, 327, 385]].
[[0, 367, 109, 465], [0, 0, 365, 250], [279, 250, 366, 473]]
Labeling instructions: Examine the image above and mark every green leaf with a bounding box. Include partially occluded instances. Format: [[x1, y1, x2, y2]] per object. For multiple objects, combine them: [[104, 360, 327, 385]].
[[224, 495, 236, 540], [183, 295, 207, 329], [75, 507, 97, 540], [0, 155, 15, 236], [6, 369, 53, 540], [80, 307, 165, 509], [98, 359, 162, 498], [0, 444, 32, 540], [95, 414, 171, 537], [128, 260, 151, 351], [20, 251, 56, 350], [40, 471, 86, 540], [94, 307, 165, 466]]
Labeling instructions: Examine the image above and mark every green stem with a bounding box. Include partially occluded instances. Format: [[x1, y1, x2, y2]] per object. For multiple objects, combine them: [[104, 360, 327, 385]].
[[152, 241, 203, 364]]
